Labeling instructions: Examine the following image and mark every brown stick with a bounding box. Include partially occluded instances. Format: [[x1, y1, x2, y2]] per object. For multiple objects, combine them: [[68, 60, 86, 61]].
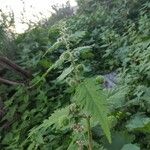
[[0, 56, 32, 78], [0, 77, 22, 85]]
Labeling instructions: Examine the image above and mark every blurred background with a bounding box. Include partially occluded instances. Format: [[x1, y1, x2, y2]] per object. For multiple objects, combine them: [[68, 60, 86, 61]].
[[0, 0, 77, 33]]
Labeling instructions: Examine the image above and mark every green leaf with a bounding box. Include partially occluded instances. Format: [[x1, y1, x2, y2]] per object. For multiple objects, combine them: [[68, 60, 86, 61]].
[[3, 106, 17, 121], [69, 31, 86, 42], [42, 106, 71, 130], [43, 41, 64, 56], [74, 46, 92, 52], [107, 86, 128, 111], [57, 65, 74, 82], [28, 106, 71, 138], [67, 136, 78, 150], [126, 114, 150, 133], [39, 59, 53, 68], [103, 132, 134, 150], [121, 144, 140, 150], [73, 78, 111, 142], [27, 143, 36, 150]]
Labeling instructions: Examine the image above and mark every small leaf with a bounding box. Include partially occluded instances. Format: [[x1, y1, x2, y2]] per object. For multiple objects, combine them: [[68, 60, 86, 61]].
[[27, 143, 36, 150], [57, 65, 74, 82]]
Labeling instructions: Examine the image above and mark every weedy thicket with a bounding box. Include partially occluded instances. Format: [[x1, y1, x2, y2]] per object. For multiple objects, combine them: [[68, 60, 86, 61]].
[[0, 0, 150, 150], [0, 10, 16, 58]]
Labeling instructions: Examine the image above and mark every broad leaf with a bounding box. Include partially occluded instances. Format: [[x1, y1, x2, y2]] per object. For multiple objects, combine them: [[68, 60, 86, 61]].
[[73, 78, 111, 142]]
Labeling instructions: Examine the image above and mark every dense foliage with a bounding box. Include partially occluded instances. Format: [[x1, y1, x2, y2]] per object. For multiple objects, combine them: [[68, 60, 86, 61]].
[[0, 0, 150, 149], [0, 10, 16, 58]]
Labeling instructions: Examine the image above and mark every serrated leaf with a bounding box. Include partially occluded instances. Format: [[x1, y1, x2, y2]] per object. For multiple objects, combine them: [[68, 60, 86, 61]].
[[28, 106, 71, 138], [42, 106, 71, 130], [107, 86, 128, 111], [73, 78, 111, 142]]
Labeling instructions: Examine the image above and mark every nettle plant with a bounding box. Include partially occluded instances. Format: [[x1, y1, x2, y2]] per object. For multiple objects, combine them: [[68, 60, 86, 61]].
[[27, 22, 111, 149]]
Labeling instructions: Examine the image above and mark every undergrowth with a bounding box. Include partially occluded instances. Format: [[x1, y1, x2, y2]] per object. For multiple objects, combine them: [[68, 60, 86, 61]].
[[0, 0, 150, 149]]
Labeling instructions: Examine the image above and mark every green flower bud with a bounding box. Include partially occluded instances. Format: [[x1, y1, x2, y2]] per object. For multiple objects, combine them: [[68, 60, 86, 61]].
[[69, 103, 77, 113], [95, 75, 105, 84], [65, 77, 72, 84], [64, 35, 69, 39], [80, 50, 94, 59], [74, 51, 80, 57], [76, 64, 84, 73], [68, 79, 77, 87], [62, 51, 72, 60], [57, 37, 62, 42]]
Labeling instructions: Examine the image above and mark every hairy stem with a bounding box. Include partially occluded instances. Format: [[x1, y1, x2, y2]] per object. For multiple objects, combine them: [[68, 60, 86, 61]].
[[86, 116, 93, 150], [78, 144, 83, 150]]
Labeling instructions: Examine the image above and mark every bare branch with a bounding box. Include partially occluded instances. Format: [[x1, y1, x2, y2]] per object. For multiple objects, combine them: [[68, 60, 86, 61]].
[[0, 56, 32, 78], [0, 77, 22, 85]]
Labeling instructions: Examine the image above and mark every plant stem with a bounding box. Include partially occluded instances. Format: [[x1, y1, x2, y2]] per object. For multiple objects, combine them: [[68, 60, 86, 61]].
[[78, 144, 83, 150], [86, 116, 93, 150]]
